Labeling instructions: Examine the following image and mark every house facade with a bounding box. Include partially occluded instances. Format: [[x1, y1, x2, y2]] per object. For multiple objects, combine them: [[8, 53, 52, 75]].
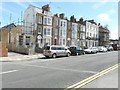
[[42, 5, 52, 46], [52, 14, 59, 45], [0, 24, 22, 52], [23, 4, 53, 49], [77, 18, 86, 47], [59, 13, 67, 46], [69, 16, 78, 46], [99, 25, 110, 46], [84, 20, 99, 47]]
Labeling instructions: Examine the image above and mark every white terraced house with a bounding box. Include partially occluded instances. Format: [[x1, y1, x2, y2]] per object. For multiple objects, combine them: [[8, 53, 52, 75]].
[[23, 4, 53, 47], [59, 18, 67, 46], [85, 20, 99, 47]]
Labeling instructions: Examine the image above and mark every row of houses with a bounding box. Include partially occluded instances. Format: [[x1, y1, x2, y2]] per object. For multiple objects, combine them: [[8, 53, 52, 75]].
[[0, 4, 110, 55], [23, 4, 109, 47]]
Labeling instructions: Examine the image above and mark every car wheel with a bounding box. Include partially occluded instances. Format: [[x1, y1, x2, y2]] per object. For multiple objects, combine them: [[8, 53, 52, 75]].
[[45, 56, 49, 58], [67, 53, 70, 57], [52, 54, 56, 58], [83, 52, 85, 55]]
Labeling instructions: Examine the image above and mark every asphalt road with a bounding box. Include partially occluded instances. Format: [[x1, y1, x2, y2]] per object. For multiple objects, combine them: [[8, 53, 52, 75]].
[[1, 51, 118, 88]]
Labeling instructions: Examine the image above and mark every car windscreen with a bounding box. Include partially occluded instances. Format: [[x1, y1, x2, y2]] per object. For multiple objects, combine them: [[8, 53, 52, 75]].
[[44, 46, 50, 50], [70, 47, 76, 50]]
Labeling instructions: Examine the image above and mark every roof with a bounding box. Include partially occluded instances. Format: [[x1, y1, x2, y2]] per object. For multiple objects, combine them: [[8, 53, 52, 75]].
[[2, 23, 16, 29]]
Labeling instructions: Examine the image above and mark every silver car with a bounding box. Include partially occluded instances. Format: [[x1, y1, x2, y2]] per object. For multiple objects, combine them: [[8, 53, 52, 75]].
[[43, 45, 71, 58], [84, 47, 98, 54]]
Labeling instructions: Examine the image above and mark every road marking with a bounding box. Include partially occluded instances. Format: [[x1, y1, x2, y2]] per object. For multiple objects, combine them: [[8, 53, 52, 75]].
[[10, 63, 98, 74], [0, 70, 18, 74], [65, 63, 120, 90]]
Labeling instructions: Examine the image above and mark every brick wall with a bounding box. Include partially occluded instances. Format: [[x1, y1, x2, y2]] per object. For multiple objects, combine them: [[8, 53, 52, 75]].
[[0, 42, 8, 57]]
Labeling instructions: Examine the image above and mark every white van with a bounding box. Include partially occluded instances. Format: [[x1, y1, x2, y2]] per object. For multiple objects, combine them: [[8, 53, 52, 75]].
[[43, 45, 71, 58]]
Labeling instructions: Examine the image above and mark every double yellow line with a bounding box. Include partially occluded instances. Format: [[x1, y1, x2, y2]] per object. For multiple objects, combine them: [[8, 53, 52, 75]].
[[65, 63, 120, 90]]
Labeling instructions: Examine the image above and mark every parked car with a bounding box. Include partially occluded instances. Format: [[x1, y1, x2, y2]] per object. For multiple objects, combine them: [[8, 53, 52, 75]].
[[68, 46, 85, 56], [98, 46, 107, 52], [84, 47, 98, 54], [105, 45, 114, 51], [43, 45, 71, 58]]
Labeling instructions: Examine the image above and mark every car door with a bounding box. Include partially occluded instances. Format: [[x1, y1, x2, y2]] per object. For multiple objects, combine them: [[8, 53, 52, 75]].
[[61, 47, 66, 56], [56, 47, 62, 56]]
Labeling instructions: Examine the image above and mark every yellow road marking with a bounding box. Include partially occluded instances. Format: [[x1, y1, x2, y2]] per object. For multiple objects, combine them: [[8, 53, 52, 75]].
[[65, 63, 119, 90]]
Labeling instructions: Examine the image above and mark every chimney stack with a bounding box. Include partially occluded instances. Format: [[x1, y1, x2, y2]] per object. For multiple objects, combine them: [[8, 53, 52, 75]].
[[59, 13, 65, 19], [42, 4, 50, 12]]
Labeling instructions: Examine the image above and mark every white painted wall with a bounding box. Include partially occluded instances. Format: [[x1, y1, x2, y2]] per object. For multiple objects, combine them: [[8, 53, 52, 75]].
[[59, 19, 67, 46], [23, 5, 42, 34], [71, 22, 78, 46], [85, 21, 99, 47]]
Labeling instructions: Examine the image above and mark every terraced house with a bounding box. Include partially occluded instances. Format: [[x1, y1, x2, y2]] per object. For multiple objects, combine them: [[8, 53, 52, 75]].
[[19, 4, 109, 54], [77, 18, 86, 47], [69, 15, 78, 46], [59, 13, 67, 46], [84, 20, 99, 47]]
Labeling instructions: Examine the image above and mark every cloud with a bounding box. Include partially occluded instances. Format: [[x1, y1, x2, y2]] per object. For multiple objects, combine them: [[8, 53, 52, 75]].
[[110, 30, 118, 39], [97, 13, 111, 24]]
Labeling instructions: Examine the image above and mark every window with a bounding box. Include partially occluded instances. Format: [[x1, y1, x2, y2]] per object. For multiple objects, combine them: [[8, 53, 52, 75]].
[[38, 16, 42, 24], [44, 28, 51, 36], [64, 22, 66, 27], [38, 26, 42, 33], [60, 30, 62, 36], [44, 38, 46, 44], [44, 46, 50, 50], [47, 29, 50, 35], [44, 18, 47, 24], [19, 35, 23, 45], [51, 47, 56, 50], [63, 29, 66, 36], [48, 18, 51, 24], [60, 39, 62, 45], [96, 35, 97, 38], [57, 47, 62, 50], [87, 32, 89, 37], [90, 33, 91, 36], [44, 28, 46, 35], [61, 21, 63, 26], [81, 34, 83, 39], [26, 36, 30, 45], [61, 47, 65, 50], [63, 39, 65, 45]]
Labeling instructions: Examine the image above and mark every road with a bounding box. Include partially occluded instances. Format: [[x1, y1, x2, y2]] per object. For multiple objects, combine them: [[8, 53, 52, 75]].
[[1, 51, 118, 88]]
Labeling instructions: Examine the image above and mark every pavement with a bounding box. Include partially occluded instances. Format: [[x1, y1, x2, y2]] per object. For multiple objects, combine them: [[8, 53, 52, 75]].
[[0, 52, 44, 62], [82, 68, 118, 88]]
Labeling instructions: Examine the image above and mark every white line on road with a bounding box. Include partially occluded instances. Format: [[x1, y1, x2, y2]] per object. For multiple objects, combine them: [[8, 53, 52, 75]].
[[10, 63, 98, 74], [0, 70, 18, 74]]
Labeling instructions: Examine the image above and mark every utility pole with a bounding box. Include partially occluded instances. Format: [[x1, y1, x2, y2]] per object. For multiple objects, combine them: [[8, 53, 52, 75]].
[[9, 13, 12, 44], [21, 11, 23, 26]]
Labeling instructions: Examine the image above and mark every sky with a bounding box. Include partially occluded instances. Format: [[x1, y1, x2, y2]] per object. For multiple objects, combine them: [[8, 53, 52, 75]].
[[0, 0, 118, 39]]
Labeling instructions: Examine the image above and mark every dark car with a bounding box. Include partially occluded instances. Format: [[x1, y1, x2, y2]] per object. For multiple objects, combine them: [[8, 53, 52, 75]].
[[68, 46, 85, 56]]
